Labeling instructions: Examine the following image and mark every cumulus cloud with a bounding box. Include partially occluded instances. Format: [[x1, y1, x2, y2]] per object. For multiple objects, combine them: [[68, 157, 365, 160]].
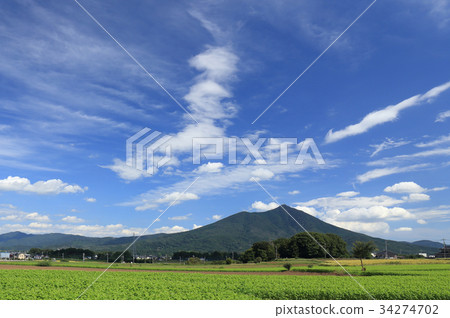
[[294, 206, 320, 217], [403, 193, 430, 202], [251, 201, 279, 211], [152, 225, 188, 234], [25, 212, 50, 222], [384, 182, 426, 194], [394, 227, 412, 232], [325, 220, 390, 234], [0, 176, 85, 195], [212, 214, 222, 220], [85, 197, 96, 203], [193, 224, 203, 229], [62, 216, 85, 223], [435, 110, 450, 122], [250, 168, 274, 181], [417, 219, 427, 224], [325, 81, 450, 143], [288, 190, 300, 195], [196, 162, 224, 173]]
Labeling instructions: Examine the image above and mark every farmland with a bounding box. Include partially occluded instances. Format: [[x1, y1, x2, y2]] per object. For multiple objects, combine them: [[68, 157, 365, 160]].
[[0, 258, 449, 300]]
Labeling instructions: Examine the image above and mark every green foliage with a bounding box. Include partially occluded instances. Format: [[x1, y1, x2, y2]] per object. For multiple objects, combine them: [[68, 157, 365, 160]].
[[186, 257, 202, 265], [254, 257, 262, 263], [283, 263, 292, 271], [225, 258, 232, 265], [36, 261, 51, 267], [352, 241, 377, 271], [0, 263, 448, 299]]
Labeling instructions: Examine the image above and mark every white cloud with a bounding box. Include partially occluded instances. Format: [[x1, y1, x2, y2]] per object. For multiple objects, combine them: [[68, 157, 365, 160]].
[[325, 81, 450, 143], [417, 219, 427, 224], [212, 214, 222, 220], [337, 191, 359, 197], [62, 216, 85, 223], [197, 162, 224, 173], [384, 182, 426, 194], [136, 191, 199, 211], [193, 224, 203, 229], [0, 176, 85, 194], [356, 164, 428, 183], [296, 194, 403, 210], [101, 159, 149, 181], [334, 206, 414, 222], [168, 213, 192, 221], [370, 138, 409, 157], [250, 168, 274, 181], [416, 134, 450, 148], [152, 225, 188, 234], [403, 193, 430, 202], [288, 190, 300, 195], [85, 197, 96, 203], [156, 192, 199, 204], [251, 201, 279, 211], [435, 110, 450, 122], [368, 148, 450, 167], [325, 220, 390, 234], [25, 212, 50, 222], [293, 206, 320, 217], [394, 227, 412, 232]]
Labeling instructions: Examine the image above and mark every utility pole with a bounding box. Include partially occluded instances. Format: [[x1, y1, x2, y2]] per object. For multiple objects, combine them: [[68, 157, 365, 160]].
[[132, 233, 136, 263], [106, 252, 109, 263], [62, 253, 64, 260], [443, 239, 447, 259], [82, 252, 85, 262], [385, 240, 388, 259]]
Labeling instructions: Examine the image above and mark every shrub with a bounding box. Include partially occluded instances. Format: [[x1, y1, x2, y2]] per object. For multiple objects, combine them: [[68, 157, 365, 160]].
[[254, 257, 262, 264], [186, 257, 201, 265], [36, 261, 51, 267], [308, 264, 314, 268], [283, 263, 292, 271], [226, 258, 232, 265]]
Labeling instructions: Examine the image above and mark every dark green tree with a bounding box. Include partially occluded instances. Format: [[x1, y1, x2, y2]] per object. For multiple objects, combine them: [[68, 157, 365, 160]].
[[352, 241, 377, 271]]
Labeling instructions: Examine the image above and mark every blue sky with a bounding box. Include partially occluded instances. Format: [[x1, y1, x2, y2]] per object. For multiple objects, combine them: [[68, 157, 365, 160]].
[[0, 0, 449, 242]]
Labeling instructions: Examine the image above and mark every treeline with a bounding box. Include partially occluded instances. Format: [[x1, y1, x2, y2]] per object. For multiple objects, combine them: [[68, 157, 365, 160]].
[[172, 251, 240, 261], [29, 248, 134, 262], [241, 232, 349, 263]]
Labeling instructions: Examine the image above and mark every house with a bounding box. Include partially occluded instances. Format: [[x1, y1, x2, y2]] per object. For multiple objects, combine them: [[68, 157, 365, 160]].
[[375, 250, 397, 259], [0, 252, 11, 260], [18, 253, 27, 260]]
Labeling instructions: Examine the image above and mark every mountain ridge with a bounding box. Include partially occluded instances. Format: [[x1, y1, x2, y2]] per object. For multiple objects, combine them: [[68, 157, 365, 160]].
[[0, 205, 439, 255]]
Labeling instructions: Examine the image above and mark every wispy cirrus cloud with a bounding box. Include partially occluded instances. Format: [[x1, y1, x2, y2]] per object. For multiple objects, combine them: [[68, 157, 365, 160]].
[[325, 81, 450, 144]]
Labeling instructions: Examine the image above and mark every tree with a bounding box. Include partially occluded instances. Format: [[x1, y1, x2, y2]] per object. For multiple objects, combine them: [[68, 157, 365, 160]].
[[251, 241, 276, 261], [352, 241, 377, 271]]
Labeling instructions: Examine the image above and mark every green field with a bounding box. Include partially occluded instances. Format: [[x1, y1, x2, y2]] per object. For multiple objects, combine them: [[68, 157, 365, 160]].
[[0, 259, 449, 300]]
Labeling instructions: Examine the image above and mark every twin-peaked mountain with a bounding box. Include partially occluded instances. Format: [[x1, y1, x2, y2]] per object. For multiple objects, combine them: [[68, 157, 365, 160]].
[[0, 205, 439, 255]]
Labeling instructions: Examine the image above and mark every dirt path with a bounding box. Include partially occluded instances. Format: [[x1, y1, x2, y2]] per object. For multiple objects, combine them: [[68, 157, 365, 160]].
[[0, 264, 342, 276]]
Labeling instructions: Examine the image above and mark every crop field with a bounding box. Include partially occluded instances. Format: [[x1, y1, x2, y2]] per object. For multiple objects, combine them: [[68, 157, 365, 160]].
[[0, 259, 449, 300]]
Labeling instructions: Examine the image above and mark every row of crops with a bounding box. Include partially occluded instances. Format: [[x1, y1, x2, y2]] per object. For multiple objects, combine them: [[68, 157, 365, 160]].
[[0, 265, 448, 300]]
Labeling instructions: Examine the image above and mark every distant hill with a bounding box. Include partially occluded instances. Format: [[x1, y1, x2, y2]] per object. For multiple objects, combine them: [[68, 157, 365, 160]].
[[0, 205, 440, 255], [411, 240, 443, 249]]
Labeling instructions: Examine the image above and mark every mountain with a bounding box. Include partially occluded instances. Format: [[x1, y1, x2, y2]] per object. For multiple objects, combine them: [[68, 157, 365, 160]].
[[0, 205, 439, 255], [411, 240, 444, 249]]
